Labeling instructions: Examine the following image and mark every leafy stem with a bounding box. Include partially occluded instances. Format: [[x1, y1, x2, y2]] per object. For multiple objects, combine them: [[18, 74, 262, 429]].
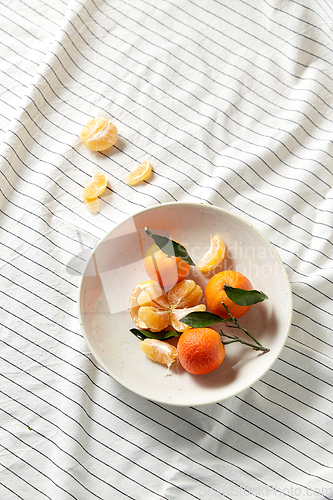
[[181, 294, 270, 353]]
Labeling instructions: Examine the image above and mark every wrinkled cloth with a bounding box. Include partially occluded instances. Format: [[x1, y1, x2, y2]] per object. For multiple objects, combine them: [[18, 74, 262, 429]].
[[1, 1, 332, 499]]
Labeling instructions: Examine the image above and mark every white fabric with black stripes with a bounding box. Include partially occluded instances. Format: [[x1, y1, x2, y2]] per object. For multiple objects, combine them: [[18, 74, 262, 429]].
[[1, 0, 332, 499]]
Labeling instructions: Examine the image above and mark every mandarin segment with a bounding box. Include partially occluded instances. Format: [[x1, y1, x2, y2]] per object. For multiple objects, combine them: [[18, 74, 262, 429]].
[[80, 116, 118, 151], [136, 283, 169, 309], [168, 279, 203, 309], [82, 172, 108, 213], [196, 235, 226, 273], [140, 339, 178, 366], [83, 197, 100, 214], [205, 270, 253, 319], [138, 306, 170, 332], [125, 160, 152, 186], [83, 172, 107, 201], [167, 279, 206, 331]]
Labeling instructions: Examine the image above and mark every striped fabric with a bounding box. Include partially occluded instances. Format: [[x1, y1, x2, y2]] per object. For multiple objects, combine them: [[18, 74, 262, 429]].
[[1, 0, 332, 498]]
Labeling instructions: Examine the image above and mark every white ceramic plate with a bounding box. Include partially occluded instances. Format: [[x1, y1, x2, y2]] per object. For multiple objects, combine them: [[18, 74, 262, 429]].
[[78, 202, 292, 406]]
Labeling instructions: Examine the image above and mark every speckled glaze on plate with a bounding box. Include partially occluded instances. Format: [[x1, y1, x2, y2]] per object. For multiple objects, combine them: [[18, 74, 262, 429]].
[[78, 202, 292, 406]]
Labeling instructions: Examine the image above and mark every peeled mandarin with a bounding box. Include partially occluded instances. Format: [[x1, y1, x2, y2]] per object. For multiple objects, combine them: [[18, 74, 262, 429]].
[[129, 279, 206, 332], [80, 116, 118, 151]]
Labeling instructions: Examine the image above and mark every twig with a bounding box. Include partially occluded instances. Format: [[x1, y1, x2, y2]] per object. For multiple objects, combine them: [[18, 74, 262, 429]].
[[221, 303, 270, 352], [221, 332, 270, 352]]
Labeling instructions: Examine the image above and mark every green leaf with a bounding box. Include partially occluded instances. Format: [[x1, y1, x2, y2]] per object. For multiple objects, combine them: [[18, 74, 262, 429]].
[[145, 227, 195, 266], [130, 328, 181, 340], [224, 286, 268, 306], [180, 311, 224, 328]]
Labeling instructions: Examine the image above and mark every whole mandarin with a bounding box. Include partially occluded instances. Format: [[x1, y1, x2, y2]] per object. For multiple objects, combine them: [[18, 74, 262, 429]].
[[144, 243, 190, 289], [177, 328, 225, 375], [205, 270, 253, 319]]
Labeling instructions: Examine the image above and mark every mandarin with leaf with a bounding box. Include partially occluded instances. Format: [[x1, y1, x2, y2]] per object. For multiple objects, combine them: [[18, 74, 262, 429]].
[[205, 270, 253, 319], [144, 243, 191, 289]]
